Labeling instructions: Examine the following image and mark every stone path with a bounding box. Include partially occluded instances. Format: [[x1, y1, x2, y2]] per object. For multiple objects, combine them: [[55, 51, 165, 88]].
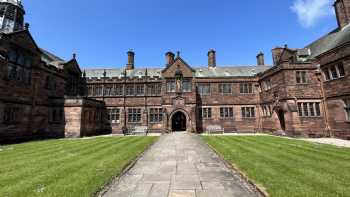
[[103, 132, 260, 197]]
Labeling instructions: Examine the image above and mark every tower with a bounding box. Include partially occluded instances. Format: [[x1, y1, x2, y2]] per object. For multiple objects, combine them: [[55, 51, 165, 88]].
[[0, 0, 25, 33]]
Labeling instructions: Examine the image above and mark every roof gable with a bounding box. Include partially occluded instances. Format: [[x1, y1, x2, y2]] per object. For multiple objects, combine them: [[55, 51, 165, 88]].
[[64, 58, 82, 75], [3, 30, 41, 53], [162, 57, 195, 78]]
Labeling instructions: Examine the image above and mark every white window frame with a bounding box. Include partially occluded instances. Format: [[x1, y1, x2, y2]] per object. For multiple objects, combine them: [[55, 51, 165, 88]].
[[128, 108, 142, 123], [241, 107, 255, 118], [200, 107, 212, 119], [297, 102, 321, 117]]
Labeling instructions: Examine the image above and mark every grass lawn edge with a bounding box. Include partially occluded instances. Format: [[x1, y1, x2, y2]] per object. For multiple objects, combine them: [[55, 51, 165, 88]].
[[95, 137, 159, 197], [201, 137, 269, 197]]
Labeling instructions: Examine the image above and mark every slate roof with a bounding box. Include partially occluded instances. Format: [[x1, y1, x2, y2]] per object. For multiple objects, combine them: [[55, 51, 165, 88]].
[[40, 48, 65, 68], [85, 66, 271, 79], [306, 24, 350, 59]]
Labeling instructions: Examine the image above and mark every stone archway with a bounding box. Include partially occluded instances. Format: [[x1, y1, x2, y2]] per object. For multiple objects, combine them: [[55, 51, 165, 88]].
[[171, 111, 187, 131], [169, 109, 190, 132]]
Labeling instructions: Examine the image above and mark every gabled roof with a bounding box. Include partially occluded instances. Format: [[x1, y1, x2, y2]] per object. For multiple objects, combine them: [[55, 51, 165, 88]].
[[2, 29, 41, 53], [40, 48, 65, 68], [161, 57, 195, 73], [306, 24, 350, 59]]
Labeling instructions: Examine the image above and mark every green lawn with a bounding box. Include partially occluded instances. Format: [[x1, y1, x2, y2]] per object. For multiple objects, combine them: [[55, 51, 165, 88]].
[[0, 136, 158, 197], [202, 135, 350, 197]]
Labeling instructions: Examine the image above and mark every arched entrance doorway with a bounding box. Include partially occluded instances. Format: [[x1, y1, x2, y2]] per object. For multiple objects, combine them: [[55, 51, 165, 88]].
[[171, 111, 187, 132], [277, 109, 286, 131]]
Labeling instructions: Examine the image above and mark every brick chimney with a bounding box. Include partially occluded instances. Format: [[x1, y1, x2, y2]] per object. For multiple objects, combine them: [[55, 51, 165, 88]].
[[334, 0, 350, 29], [208, 49, 216, 68], [256, 52, 265, 66], [126, 50, 135, 70], [165, 52, 175, 66]]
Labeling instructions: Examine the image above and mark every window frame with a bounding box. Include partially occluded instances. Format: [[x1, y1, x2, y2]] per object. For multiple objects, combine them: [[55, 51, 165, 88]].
[[166, 80, 176, 93], [128, 108, 142, 123], [241, 107, 256, 118], [323, 63, 346, 81], [197, 83, 211, 96], [297, 102, 321, 117], [200, 107, 212, 119], [108, 108, 120, 123], [149, 108, 163, 123], [219, 83, 232, 94], [240, 83, 254, 94], [296, 71, 307, 84], [220, 107, 234, 119], [182, 80, 192, 93]]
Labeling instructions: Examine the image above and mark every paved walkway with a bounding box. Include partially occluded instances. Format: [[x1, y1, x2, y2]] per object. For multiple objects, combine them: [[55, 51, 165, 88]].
[[103, 132, 260, 197]]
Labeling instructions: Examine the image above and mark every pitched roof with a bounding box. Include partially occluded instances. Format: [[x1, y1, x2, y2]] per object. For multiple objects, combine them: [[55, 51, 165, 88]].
[[85, 65, 271, 79], [194, 66, 270, 78], [306, 24, 350, 59], [40, 48, 65, 68]]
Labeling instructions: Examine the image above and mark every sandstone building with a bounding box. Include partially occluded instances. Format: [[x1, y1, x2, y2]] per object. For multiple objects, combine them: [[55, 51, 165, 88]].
[[0, 0, 349, 143]]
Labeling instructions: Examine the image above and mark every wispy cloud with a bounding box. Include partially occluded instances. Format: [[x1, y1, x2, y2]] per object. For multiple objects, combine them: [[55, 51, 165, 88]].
[[291, 0, 334, 28]]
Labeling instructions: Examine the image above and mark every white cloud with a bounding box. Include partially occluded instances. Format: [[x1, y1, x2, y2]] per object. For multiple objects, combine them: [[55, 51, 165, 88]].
[[291, 0, 334, 28]]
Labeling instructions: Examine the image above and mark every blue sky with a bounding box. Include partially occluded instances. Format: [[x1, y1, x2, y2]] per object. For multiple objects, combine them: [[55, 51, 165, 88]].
[[24, 0, 337, 68]]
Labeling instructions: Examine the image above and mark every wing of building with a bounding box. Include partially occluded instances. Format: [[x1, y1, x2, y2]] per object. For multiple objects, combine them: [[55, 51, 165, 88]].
[[0, 0, 349, 144]]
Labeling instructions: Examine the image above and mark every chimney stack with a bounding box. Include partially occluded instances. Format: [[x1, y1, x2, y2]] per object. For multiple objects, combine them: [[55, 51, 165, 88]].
[[165, 52, 175, 66], [126, 50, 135, 70], [208, 49, 216, 68], [334, 0, 350, 29], [271, 47, 284, 66], [256, 52, 265, 66]]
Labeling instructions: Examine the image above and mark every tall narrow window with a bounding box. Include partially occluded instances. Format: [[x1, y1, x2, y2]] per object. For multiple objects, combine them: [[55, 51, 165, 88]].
[[338, 63, 345, 77], [148, 83, 161, 96], [344, 99, 350, 121], [108, 108, 120, 123], [296, 71, 307, 84], [4, 106, 18, 123]]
